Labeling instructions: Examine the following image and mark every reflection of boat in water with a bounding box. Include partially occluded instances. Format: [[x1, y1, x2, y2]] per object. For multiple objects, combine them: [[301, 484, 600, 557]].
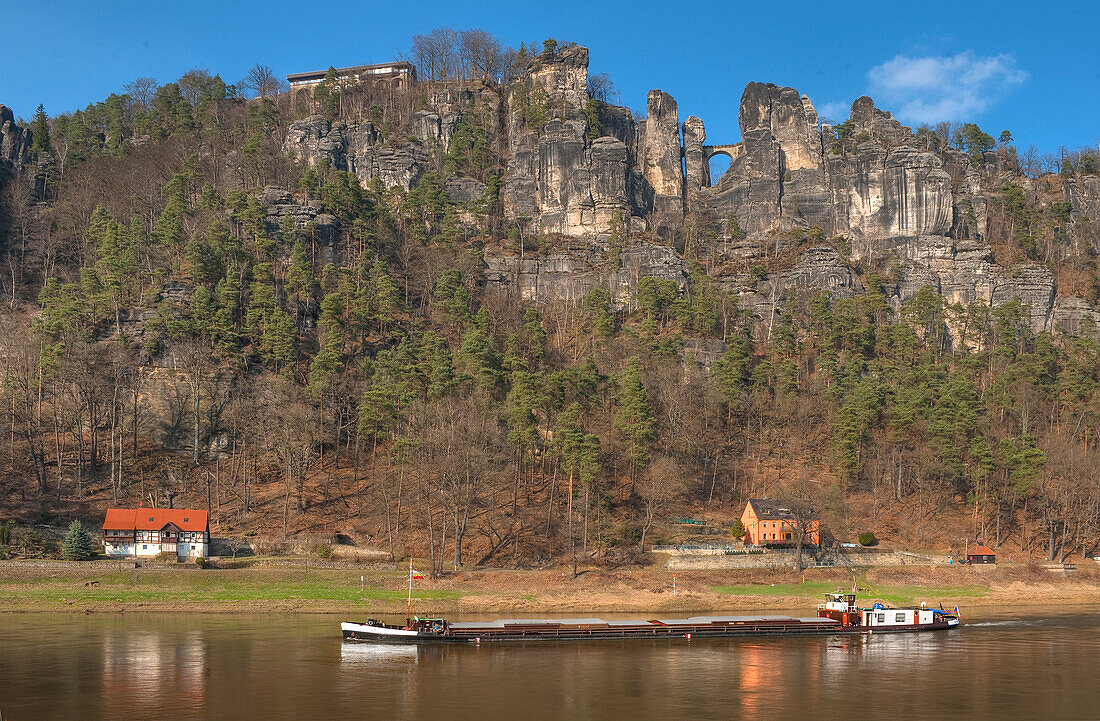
[[342, 594, 960, 644], [339, 641, 419, 666]]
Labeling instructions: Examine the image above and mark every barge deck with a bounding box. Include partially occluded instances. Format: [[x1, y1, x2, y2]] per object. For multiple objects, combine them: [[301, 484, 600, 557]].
[[342, 594, 960, 643]]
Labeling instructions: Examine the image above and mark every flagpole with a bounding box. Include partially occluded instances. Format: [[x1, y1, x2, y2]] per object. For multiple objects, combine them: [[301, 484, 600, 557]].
[[407, 557, 413, 624]]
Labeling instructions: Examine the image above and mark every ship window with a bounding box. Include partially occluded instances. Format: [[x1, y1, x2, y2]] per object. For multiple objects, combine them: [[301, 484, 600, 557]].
[[876, 613, 885, 623], [896, 613, 906, 623]]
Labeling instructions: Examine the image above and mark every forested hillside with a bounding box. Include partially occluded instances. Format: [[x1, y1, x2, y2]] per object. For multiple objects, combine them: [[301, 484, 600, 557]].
[[2, 30, 1100, 569]]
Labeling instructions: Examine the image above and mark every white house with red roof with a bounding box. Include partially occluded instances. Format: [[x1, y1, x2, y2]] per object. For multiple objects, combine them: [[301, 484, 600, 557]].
[[102, 508, 210, 560]]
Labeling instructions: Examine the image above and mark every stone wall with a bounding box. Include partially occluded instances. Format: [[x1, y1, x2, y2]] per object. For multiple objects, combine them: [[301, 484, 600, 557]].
[[666, 549, 948, 570]]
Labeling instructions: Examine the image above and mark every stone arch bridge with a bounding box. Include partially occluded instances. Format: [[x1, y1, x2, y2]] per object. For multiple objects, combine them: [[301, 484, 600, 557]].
[[701, 143, 740, 162]]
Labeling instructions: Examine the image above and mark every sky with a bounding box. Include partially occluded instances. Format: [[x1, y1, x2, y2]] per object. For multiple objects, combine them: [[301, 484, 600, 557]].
[[3, 0, 1099, 162]]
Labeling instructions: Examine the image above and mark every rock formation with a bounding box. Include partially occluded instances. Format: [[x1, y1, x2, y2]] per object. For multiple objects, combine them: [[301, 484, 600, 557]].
[[258, 47, 1098, 335], [283, 115, 432, 190], [639, 90, 683, 217], [0, 105, 29, 167]]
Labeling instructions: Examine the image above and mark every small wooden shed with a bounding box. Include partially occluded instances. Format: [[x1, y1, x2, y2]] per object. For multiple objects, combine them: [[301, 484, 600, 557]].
[[968, 544, 996, 564]]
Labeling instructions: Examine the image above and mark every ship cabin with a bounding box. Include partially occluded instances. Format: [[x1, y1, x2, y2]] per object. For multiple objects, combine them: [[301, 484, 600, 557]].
[[817, 593, 862, 627], [863, 606, 936, 628], [102, 508, 210, 560]]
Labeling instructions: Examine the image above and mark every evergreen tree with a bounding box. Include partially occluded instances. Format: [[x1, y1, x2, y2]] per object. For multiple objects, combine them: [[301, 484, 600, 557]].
[[614, 357, 654, 482], [29, 104, 52, 156], [62, 520, 95, 560]]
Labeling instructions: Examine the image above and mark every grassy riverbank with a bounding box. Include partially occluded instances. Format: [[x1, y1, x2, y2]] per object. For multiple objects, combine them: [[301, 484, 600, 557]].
[[2, 559, 1098, 615]]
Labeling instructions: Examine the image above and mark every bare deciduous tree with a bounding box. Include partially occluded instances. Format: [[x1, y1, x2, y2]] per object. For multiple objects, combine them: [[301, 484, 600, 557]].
[[244, 64, 280, 99], [411, 27, 460, 81], [587, 73, 620, 104], [459, 30, 504, 81], [124, 77, 158, 109], [635, 454, 685, 551]]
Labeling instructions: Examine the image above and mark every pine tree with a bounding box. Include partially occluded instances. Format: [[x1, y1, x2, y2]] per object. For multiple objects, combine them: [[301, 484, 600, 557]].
[[62, 520, 95, 560], [614, 357, 654, 483], [29, 104, 52, 156]]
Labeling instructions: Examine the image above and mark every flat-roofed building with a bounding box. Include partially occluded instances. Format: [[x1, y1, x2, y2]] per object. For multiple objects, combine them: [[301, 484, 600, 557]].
[[286, 61, 417, 94]]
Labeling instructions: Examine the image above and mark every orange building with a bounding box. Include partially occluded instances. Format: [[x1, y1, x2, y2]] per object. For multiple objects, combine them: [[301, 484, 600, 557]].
[[740, 499, 820, 547]]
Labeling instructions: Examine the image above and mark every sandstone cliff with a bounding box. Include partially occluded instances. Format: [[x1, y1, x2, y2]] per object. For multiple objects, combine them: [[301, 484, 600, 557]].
[[272, 46, 1097, 338], [0, 105, 30, 167]]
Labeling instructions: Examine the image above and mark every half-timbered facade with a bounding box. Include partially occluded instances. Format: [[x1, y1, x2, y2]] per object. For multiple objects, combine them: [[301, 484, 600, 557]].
[[102, 509, 210, 560]]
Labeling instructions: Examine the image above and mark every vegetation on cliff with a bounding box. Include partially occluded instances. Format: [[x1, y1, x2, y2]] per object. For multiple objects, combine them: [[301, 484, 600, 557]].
[[2, 30, 1100, 570]]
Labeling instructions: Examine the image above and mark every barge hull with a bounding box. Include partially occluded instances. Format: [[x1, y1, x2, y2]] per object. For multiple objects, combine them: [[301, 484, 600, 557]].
[[341, 618, 958, 644]]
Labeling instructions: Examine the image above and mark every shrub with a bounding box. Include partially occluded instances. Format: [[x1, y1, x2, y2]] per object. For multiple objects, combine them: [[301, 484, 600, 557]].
[[858, 531, 877, 547], [195, 556, 206, 568], [62, 520, 95, 560], [317, 544, 332, 559], [730, 519, 746, 540], [0, 520, 15, 545]]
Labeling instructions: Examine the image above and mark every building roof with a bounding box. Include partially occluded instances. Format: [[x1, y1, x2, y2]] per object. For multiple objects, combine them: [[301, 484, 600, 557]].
[[286, 61, 416, 84], [102, 508, 209, 532], [969, 544, 996, 556], [746, 499, 817, 521]]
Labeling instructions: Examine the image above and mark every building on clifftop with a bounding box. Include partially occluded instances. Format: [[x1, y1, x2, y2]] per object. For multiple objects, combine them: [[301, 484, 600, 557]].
[[286, 60, 417, 97]]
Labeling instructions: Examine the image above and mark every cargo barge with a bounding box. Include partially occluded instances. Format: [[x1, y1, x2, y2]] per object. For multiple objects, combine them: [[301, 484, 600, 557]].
[[341, 593, 960, 644]]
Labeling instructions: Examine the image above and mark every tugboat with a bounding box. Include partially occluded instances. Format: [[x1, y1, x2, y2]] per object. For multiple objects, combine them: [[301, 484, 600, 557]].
[[816, 593, 961, 630], [341, 593, 959, 644]]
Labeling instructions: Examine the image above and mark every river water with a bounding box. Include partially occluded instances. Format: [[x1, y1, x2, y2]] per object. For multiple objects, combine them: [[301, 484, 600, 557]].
[[1, 608, 1098, 720]]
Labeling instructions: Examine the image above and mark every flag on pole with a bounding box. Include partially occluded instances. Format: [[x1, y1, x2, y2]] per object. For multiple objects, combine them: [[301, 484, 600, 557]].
[[410, 568, 424, 580], [952, 605, 960, 619]]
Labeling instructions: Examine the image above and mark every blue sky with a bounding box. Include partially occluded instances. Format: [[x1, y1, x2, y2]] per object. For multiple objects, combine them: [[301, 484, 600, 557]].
[[3, 0, 1098, 158]]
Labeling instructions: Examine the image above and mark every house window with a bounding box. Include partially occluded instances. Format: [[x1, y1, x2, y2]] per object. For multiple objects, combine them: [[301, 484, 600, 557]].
[[142, 545, 147, 550], [785, 533, 792, 540]]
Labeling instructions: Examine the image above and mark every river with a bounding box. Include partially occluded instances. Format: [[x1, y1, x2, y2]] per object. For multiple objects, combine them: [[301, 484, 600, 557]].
[[1, 608, 1098, 720]]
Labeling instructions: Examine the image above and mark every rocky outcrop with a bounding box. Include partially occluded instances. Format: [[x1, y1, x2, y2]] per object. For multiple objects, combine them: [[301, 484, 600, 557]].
[[702, 87, 953, 248], [269, 53, 1091, 337], [1065, 176, 1100, 224], [1054, 296, 1100, 337], [848, 96, 912, 147], [682, 116, 708, 201], [640, 90, 683, 215], [283, 116, 431, 190], [0, 105, 29, 167], [483, 238, 685, 306], [835, 144, 954, 247], [500, 46, 642, 237], [260, 186, 339, 261]]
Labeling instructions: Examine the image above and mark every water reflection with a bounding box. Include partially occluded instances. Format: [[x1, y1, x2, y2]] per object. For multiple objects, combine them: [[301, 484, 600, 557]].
[[102, 629, 207, 713], [1, 611, 1099, 721], [339, 642, 419, 668]]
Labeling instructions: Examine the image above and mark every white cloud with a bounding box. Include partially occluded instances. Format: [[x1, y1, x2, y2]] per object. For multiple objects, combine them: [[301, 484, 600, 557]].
[[867, 51, 1027, 124]]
